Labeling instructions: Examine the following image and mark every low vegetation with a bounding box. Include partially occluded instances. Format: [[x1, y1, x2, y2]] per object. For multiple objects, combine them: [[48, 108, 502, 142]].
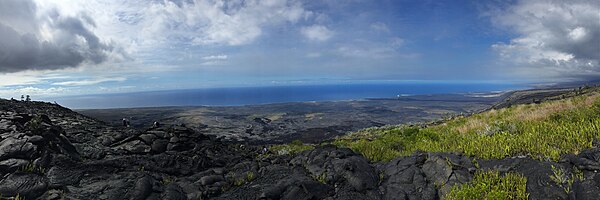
[[246, 171, 255, 182], [161, 176, 176, 185], [334, 92, 600, 162], [549, 165, 584, 194], [232, 171, 256, 187], [20, 162, 46, 174], [269, 140, 314, 156], [445, 170, 528, 200]]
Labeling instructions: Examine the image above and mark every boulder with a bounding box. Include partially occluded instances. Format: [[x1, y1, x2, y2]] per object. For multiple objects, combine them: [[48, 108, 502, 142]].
[[116, 140, 151, 153], [0, 173, 48, 199], [0, 158, 29, 172], [573, 175, 600, 199], [200, 175, 224, 186], [566, 148, 600, 171], [161, 184, 187, 200], [291, 146, 378, 193], [139, 134, 157, 144], [261, 176, 332, 200], [151, 139, 169, 153], [130, 175, 155, 200], [46, 166, 85, 188], [421, 153, 474, 198], [380, 154, 436, 200], [0, 137, 36, 160], [479, 158, 568, 200]]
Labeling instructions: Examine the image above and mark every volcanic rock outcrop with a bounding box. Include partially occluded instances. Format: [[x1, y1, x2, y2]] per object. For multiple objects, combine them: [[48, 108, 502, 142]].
[[0, 99, 599, 199]]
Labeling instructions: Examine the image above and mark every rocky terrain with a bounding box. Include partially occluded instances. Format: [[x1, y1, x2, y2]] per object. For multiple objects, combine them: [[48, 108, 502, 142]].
[[1, 87, 600, 199], [79, 94, 500, 144]]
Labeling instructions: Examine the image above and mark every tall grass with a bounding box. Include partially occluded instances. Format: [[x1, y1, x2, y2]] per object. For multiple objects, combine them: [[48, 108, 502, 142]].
[[334, 93, 600, 162], [445, 171, 528, 200]]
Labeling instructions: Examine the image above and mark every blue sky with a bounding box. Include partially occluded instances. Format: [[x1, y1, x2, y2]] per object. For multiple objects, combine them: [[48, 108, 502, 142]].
[[0, 0, 598, 98]]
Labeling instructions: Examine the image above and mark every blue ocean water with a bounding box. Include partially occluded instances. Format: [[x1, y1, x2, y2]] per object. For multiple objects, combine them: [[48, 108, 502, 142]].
[[54, 82, 526, 109]]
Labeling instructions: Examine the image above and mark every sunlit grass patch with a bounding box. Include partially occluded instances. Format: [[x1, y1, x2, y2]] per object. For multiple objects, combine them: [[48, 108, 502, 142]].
[[445, 170, 528, 200], [270, 140, 314, 155], [454, 93, 600, 134], [334, 92, 600, 162]]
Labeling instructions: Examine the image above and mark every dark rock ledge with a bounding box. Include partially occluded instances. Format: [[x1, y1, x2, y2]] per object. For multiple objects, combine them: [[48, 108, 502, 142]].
[[0, 99, 599, 199]]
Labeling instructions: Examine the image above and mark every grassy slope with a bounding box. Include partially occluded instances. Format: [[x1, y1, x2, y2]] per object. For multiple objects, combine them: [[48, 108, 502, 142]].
[[268, 87, 600, 199], [333, 88, 600, 162]]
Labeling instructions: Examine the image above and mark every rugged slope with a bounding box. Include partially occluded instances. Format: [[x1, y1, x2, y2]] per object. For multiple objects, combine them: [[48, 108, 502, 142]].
[[78, 94, 497, 144], [491, 86, 592, 109], [0, 89, 599, 199]]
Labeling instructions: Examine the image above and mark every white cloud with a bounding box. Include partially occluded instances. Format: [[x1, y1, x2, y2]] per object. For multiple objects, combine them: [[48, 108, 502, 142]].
[[201, 54, 228, 60], [103, 0, 310, 46], [0, 0, 313, 73], [39, 0, 310, 47], [0, 72, 44, 86], [301, 25, 334, 41], [0, 0, 126, 73], [370, 22, 389, 33], [334, 37, 409, 59], [490, 0, 600, 78], [12, 0, 312, 74], [52, 77, 126, 86], [0, 70, 76, 87], [199, 54, 228, 66], [0, 86, 68, 98]]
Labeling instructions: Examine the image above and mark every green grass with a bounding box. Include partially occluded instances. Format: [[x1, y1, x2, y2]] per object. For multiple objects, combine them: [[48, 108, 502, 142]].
[[161, 176, 176, 185], [246, 171, 255, 182], [334, 93, 600, 162], [26, 115, 44, 131], [20, 162, 46, 174], [314, 172, 327, 184], [270, 140, 315, 156], [445, 170, 528, 200], [549, 165, 581, 194]]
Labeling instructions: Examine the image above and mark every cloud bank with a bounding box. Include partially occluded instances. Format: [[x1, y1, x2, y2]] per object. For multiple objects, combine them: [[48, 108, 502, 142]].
[[0, 0, 319, 73], [0, 0, 124, 73], [122, 0, 311, 46], [52, 77, 127, 86], [491, 0, 600, 78]]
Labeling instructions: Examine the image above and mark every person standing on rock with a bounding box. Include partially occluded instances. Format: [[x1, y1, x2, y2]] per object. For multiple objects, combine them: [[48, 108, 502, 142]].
[[21, 95, 24, 101], [123, 118, 129, 127], [26, 95, 31, 101]]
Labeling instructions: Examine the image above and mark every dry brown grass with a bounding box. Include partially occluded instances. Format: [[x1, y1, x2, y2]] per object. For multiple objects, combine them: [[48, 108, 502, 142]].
[[510, 93, 600, 121], [455, 93, 600, 134], [456, 118, 488, 134]]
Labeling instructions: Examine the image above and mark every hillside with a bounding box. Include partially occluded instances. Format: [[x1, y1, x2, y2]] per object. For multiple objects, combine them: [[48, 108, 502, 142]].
[[272, 86, 600, 199], [78, 93, 498, 144], [0, 86, 598, 199]]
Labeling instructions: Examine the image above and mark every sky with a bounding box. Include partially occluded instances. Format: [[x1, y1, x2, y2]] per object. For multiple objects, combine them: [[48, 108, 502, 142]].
[[0, 0, 599, 98]]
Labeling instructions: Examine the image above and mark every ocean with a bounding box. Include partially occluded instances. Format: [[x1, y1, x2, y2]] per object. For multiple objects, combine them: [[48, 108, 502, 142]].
[[53, 82, 526, 109]]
